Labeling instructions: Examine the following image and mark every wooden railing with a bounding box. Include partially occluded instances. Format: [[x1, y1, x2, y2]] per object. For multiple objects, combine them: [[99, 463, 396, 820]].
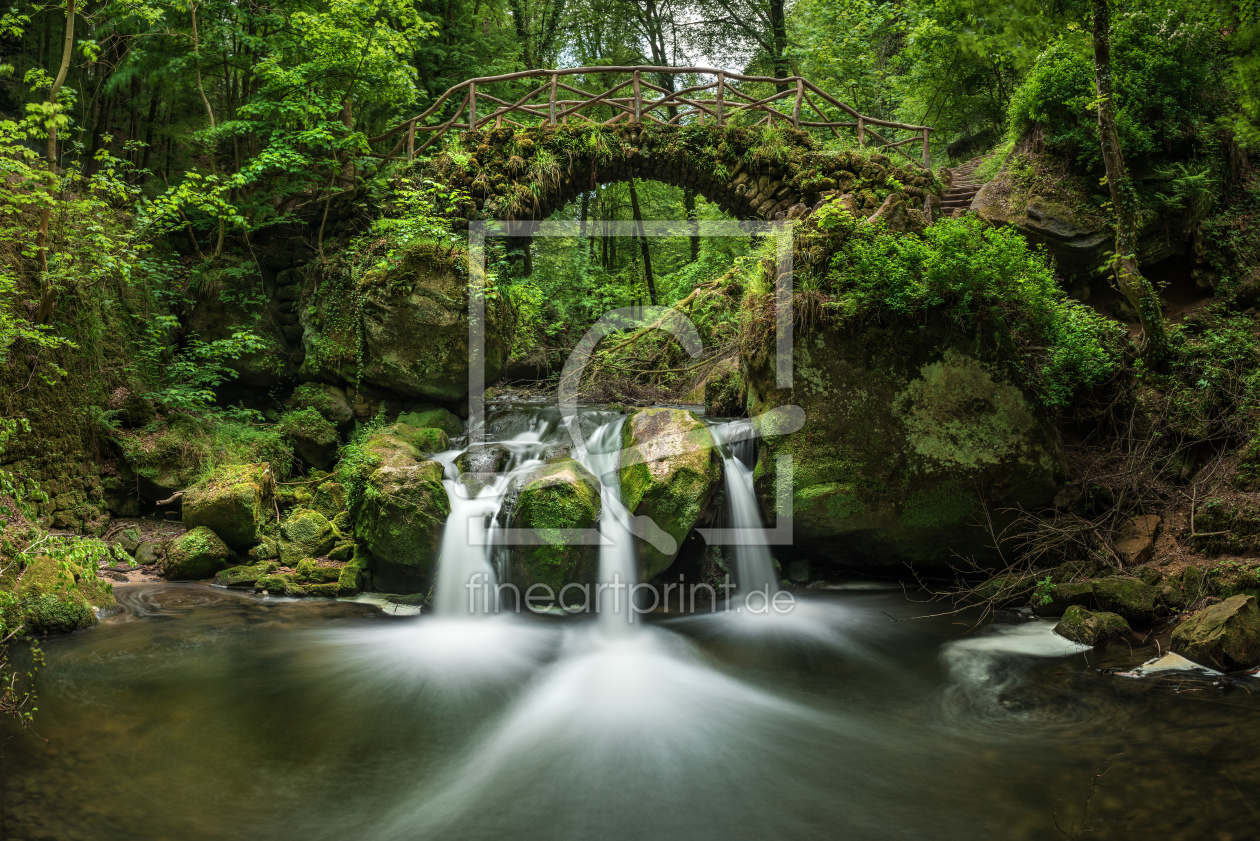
[[369, 66, 934, 170]]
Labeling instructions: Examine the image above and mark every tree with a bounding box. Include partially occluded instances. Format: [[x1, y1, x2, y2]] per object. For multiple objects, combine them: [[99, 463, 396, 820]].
[[1091, 0, 1165, 361]]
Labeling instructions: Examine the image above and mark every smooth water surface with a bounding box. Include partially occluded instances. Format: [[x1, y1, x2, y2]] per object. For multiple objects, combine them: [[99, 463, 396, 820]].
[[6, 583, 1260, 840]]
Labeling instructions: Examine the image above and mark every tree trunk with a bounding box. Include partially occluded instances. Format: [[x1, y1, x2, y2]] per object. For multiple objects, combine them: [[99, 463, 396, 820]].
[[768, 0, 790, 85], [34, 0, 76, 324], [1092, 0, 1166, 360], [627, 178, 657, 305], [684, 188, 699, 262]]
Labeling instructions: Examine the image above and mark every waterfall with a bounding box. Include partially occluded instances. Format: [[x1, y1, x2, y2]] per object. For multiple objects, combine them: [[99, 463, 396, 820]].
[[576, 417, 638, 634], [710, 420, 780, 600], [431, 474, 504, 616]]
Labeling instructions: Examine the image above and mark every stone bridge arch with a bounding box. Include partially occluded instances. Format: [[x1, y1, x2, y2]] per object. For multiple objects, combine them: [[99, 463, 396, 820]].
[[419, 124, 939, 223]]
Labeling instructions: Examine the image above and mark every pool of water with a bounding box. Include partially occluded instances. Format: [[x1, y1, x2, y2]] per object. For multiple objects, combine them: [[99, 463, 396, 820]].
[[4, 582, 1260, 840]]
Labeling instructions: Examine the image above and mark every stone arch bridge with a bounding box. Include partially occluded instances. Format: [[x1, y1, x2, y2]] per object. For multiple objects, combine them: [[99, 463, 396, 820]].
[[367, 67, 941, 223]]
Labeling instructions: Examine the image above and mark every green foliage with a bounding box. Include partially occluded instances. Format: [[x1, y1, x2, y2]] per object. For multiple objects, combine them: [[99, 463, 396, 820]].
[[1033, 575, 1055, 607], [135, 314, 267, 415], [1148, 315, 1260, 444], [1007, 10, 1228, 171], [334, 409, 388, 511], [813, 212, 1123, 407]]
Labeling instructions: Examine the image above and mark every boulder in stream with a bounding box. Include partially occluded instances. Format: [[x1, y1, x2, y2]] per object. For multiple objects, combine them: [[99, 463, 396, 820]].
[[182, 463, 276, 551], [1053, 605, 1131, 646], [164, 526, 232, 580], [1171, 594, 1260, 671], [509, 458, 601, 601], [356, 458, 450, 592], [619, 408, 722, 581]]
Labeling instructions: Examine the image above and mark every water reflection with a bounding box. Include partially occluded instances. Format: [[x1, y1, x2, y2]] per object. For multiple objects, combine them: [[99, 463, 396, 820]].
[[6, 583, 1260, 840]]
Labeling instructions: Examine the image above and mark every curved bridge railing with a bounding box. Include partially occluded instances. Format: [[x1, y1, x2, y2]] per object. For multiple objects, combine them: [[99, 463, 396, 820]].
[[369, 66, 933, 170]]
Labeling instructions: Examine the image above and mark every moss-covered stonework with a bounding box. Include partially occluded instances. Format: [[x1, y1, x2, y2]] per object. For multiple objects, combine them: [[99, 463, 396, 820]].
[[509, 458, 601, 600], [744, 316, 1064, 570], [182, 463, 276, 550], [356, 459, 450, 593], [619, 409, 722, 580], [278, 408, 340, 471], [1171, 594, 1260, 670], [164, 526, 232, 580], [420, 123, 937, 224], [301, 241, 513, 404], [1054, 605, 1131, 646]]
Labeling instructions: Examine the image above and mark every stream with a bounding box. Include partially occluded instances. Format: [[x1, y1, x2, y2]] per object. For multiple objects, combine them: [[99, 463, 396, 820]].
[[5, 404, 1260, 840]]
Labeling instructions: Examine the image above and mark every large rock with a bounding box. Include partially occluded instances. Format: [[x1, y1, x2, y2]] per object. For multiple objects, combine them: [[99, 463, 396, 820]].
[[509, 458, 601, 602], [301, 243, 512, 403], [278, 508, 338, 564], [745, 318, 1065, 570], [182, 463, 276, 550], [288, 382, 355, 433], [186, 292, 297, 390], [619, 409, 722, 580], [397, 407, 463, 439], [1092, 576, 1160, 623], [355, 457, 450, 593], [16, 555, 117, 634], [386, 423, 450, 456], [164, 527, 232, 580], [1171, 594, 1260, 671], [1054, 605, 1131, 646], [972, 159, 1191, 278], [278, 408, 340, 471], [702, 357, 746, 418]]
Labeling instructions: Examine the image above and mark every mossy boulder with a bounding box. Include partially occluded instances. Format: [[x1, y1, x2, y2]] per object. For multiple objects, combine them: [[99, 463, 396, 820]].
[[121, 413, 209, 500], [338, 545, 371, 596], [15, 555, 117, 634], [302, 242, 512, 403], [1092, 576, 1160, 623], [387, 423, 450, 455], [256, 573, 306, 597], [182, 463, 276, 550], [278, 408, 340, 471], [1032, 580, 1096, 617], [289, 382, 355, 433], [1171, 594, 1260, 670], [294, 558, 342, 584], [972, 571, 1039, 606], [310, 481, 348, 521], [397, 407, 463, 438], [703, 357, 746, 418], [164, 526, 232, 580], [1054, 605, 1131, 646], [362, 432, 425, 470], [745, 318, 1064, 570], [356, 459, 450, 593], [278, 508, 338, 564], [509, 458, 601, 601], [455, 443, 511, 494], [619, 409, 722, 581], [213, 561, 280, 588]]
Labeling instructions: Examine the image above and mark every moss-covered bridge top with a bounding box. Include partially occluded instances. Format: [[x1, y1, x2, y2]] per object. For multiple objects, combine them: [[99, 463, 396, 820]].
[[415, 122, 940, 222]]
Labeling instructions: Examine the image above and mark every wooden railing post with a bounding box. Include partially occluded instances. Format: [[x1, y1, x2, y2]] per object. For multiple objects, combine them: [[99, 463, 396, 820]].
[[716, 72, 725, 126], [857, 116, 865, 148], [792, 78, 803, 129], [406, 120, 415, 160], [632, 70, 641, 124], [469, 82, 477, 131], [549, 73, 558, 125], [922, 128, 930, 169]]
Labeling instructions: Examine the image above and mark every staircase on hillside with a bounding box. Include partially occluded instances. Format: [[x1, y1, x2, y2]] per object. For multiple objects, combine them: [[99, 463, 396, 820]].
[[940, 157, 985, 216]]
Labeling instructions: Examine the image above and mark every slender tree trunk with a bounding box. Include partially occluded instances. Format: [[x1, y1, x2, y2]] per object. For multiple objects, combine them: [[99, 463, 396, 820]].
[[34, 0, 76, 324], [190, 2, 226, 257], [627, 178, 657, 305], [141, 94, 160, 173], [684, 188, 698, 262], [768, 0, 790, 85], [1092, 0, 1166, 360]]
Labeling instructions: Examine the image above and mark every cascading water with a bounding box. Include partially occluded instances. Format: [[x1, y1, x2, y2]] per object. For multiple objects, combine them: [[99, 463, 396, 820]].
[[709, 419, 780, 600], [574, 416, 638, 634]]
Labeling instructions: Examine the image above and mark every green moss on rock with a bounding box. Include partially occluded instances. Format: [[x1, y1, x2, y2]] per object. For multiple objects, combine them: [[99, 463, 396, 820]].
[[278, 408, 341, 471], [164, 526, 232, 581], [510, 458, 601, 600], [182, 463, 276, 550], [397, 407, 463, 438], [387, 423, 450, 455], [619, 409, 722, 580], [1171, 594, 1260, 670], [213, 561, 280, 588], [289, 383, 354, 431], [1054, 605, 1130, 646], [1092, 576, 1160, 623], [356, 459, 450, 592], [279, 508, 338, 565]]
